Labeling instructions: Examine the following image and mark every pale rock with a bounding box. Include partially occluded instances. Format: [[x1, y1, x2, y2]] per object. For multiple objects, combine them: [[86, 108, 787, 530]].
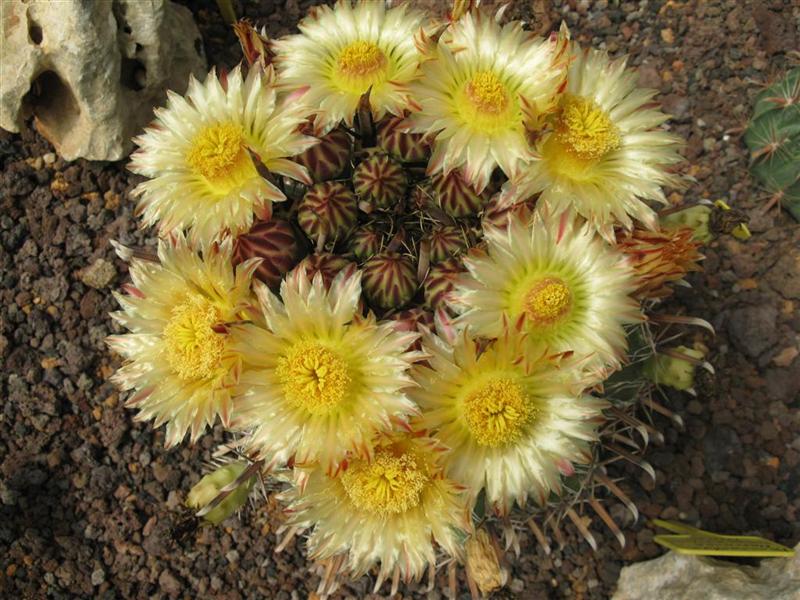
[[80, 259, 117, 289], [613, 545, 800, 600], [1, 0, 206, 161]]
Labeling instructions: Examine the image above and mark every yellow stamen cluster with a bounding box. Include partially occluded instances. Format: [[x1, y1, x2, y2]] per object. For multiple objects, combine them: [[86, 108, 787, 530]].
[[463, 378, 536, 447], [337, 40, 387, 79], [186, 122, 247, 183], [522, 277, 573, 326], [341, 449, 430, 516], [466, 71, 509, 115], [163, 294, 226, 381], [276, 341, 352, 415], [555, 95, 621, 161]]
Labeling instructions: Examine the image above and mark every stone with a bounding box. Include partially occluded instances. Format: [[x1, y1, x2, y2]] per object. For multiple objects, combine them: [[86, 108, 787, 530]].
[[638, 65, 662, 89], [727, 305, 778, 359], [158, 568, 182, 596], [702, 426, 741, 473], [79, 258, 117, 289], [661, 94, 691, 122], [766, 250, 800, 299], [1, 0, 206, 161], [613, 544, 800, 600], [90, 567, 105, 586]]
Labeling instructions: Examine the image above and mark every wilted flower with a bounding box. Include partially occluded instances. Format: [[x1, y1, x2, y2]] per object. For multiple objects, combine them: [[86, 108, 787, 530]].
[[617, 227, 703, 299]]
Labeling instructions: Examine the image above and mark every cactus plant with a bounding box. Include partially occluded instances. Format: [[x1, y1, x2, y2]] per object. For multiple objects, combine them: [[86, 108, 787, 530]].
[[107, 4, 714, 597], [744, 67, 800, 220]]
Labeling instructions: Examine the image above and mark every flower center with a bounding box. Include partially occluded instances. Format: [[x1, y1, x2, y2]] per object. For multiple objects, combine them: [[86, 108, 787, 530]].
[[554, 95, 620, 161], [522, 277, 573, 326], [466, 71, 508, 115], [337, 40, 387, 79], [463, 377, 535, 447], [186, 122, 249, 184], [163, 294, 226, 381], [276, 341, 351, 415], [340, 449, 429, 516]]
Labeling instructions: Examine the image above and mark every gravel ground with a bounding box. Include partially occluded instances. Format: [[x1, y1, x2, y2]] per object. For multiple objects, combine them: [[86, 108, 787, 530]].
[[1, 1, 799, 598]]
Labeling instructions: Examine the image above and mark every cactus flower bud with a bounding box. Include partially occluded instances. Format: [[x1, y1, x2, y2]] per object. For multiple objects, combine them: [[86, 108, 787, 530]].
[[643, 346, 706, 391], [186, 462, 256, 526]]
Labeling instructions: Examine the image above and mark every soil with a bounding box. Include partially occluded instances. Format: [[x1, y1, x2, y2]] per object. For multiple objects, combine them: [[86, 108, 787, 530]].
[[1, 1, 799, 599]]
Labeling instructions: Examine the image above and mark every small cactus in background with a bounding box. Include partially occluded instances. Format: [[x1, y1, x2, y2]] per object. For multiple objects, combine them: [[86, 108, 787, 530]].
[[744, 67, 800, 220]]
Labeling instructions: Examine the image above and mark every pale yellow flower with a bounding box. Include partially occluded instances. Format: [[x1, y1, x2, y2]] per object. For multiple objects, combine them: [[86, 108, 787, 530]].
[[280, 432, 469, 582], [130, 66, 316, 246], [107, 236, 258, 446], [451, 213, 642, 372], [272, 1, 425, 135], [232, 266, 421, 474], [411, 326, 606, 513], [505, 43, 684, 240], [408, 11, 568, 192]]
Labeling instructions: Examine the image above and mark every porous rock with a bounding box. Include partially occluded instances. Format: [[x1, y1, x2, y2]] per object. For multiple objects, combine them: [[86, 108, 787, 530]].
[[613, 545, 800, 600], [0, 0, 206, 161]]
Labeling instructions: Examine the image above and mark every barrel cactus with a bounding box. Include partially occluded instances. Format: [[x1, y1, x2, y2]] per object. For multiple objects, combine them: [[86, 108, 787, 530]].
[[744, 67, 800, 220], [107, 2, 719, 596]]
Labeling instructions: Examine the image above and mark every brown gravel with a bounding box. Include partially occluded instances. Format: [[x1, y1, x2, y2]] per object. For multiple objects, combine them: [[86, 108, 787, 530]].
[[1, 1, 799, 599]]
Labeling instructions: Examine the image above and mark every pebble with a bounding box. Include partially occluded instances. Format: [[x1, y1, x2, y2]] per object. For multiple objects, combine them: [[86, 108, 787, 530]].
[[91, 568, 105, 586], [79, 258, 117, 289]]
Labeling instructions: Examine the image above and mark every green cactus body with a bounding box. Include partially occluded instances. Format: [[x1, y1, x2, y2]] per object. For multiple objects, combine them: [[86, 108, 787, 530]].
[[745, 68, 800, 221], [294, 128, 352, 183], [362, 251, 418, 309], [298, 182, 358, 243], [353, 153, 407, 210], [426, 225, 468, 264], [233, 219, 306, 289]]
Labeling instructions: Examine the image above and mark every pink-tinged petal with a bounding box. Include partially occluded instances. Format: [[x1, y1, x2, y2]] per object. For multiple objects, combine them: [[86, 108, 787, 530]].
[[253, 200, 273, 221], [556, 458, 575, 476]]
